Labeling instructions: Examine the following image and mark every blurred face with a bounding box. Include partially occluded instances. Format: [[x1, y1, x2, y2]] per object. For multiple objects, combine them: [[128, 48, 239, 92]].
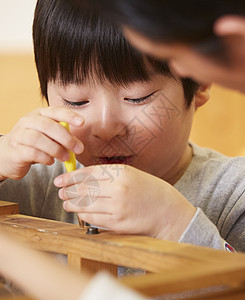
[[48, 75, 197, 184], [124, 27, 245, 93]]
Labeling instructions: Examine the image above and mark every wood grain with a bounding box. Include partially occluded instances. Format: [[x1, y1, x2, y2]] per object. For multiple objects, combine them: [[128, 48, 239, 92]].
[[1, 213, 245, 298], [0, 201, 19, 216]]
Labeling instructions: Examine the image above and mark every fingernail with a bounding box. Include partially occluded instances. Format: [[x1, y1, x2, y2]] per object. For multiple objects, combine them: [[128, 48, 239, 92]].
[[54, 176, 62, 186], [74, 142, 84, 153], [62, 152, 70, 161], [73, 116, 84, 126]]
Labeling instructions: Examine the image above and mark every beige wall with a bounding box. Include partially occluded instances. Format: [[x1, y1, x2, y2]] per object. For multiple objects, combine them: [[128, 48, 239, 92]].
[[190, 85, 245, 156], [1, 54, 245, 157], [0, 54, 44, 134]]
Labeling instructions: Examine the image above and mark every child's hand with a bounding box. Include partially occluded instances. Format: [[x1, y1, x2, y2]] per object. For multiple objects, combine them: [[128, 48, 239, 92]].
[[54, 165, 196, 241], [0, 107, 84, 180]]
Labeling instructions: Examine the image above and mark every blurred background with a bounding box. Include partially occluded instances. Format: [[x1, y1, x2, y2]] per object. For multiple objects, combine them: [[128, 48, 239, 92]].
[[0, 0, 43, 133], [0, 0, 245, 157]]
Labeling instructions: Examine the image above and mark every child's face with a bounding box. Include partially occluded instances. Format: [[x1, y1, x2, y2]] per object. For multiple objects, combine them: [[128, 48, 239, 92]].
[[48, 75, 196, 183]]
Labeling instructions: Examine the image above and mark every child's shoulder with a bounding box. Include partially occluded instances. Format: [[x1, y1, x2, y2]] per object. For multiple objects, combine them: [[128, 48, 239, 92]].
[[190, 143, 245, 184], [191, 143, 245, 166]]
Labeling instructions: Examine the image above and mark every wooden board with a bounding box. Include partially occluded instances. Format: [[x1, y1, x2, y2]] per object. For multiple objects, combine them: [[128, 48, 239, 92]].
[[1, 214, 245, 298], [0, 214, 235, 272], [0, 201, 19, 216]]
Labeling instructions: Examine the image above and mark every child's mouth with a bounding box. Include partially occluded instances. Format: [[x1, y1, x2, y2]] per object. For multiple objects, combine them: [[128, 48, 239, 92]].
[[98, 156, 133, 164]]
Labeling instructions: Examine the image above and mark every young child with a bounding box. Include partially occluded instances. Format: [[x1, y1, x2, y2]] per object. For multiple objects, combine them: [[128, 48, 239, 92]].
[[1, 1, 245, 299], [0, 0, 244, 255]]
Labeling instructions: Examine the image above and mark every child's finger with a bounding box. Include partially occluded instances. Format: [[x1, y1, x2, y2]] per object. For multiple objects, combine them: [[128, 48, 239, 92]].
[[54, 164, 127, 187], [76, 212, 112, 229], [14, 144, 55, 166], [14, 129, 71, 162], [39, 106, 84, 127], [18, 113, 84, 154], [59, 185, 111, 208]]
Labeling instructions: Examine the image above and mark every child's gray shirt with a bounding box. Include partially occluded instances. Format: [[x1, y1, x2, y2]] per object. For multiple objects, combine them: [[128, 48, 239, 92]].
[[175, 144, 245, 252]]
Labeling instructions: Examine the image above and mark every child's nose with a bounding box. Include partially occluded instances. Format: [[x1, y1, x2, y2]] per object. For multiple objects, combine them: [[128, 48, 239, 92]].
[[91, 102, 127, 141]]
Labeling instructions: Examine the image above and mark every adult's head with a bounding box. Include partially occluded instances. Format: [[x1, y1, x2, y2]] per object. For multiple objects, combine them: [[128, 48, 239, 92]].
[[95, 0, 245, 92]]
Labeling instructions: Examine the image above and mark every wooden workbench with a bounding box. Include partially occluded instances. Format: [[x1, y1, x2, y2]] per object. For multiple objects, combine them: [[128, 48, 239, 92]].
[[0, 203, 245, 299]]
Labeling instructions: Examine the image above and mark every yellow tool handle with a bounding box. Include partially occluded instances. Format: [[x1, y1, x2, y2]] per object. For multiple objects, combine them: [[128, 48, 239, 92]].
[[59, 122, 76, 172]]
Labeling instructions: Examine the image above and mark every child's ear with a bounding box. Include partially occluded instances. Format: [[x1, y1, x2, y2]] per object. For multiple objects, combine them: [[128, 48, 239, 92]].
[[194, 84, 211, 109], [214, 15, 245, 38]]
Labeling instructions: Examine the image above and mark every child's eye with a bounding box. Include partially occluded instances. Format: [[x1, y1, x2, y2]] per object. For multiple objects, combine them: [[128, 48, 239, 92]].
[[124, 91, 156, 104], [62, 99, 89, 107]]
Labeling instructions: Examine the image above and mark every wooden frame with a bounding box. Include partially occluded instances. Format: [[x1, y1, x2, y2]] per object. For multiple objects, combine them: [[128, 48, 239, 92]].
[[0, 204, 245, 299], [0, 201, 19, 216]]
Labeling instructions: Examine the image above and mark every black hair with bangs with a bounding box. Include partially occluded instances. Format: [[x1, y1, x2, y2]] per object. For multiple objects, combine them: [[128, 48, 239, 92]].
[[32, 0, 199, 107]]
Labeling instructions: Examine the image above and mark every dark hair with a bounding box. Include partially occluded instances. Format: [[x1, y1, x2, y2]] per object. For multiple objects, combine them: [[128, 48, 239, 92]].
[[33, 0, 199, 107], [94, 0, 245, 60]]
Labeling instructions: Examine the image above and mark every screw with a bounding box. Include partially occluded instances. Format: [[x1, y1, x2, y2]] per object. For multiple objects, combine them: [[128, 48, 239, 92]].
[[86, 227, 99, 234]]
